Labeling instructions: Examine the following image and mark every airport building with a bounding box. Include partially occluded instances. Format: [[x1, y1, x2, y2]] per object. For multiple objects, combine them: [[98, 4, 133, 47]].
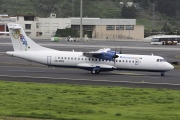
[[0, 13, 144, 39]]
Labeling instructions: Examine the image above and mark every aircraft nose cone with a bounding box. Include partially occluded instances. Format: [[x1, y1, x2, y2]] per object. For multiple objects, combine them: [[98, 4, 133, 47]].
[[168, 64, 174, 70]]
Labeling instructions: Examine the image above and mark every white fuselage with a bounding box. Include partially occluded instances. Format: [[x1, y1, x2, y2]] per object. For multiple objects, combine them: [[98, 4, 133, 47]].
[[7, 50, 174, 72]]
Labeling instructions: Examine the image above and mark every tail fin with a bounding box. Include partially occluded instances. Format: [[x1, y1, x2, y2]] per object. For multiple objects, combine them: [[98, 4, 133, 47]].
[[8, 23, 53, 51]]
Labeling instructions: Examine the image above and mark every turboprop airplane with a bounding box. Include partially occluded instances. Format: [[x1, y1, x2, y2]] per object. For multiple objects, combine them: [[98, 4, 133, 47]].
[[6, 23, 174, 76]]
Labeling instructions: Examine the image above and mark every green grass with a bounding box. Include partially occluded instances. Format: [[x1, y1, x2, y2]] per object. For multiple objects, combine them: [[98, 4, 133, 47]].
[[176, 55, 180, 59], [0, 81, 180, 120]]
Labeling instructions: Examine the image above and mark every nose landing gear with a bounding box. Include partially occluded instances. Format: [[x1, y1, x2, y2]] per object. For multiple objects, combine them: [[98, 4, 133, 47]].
[[161, 72, 165, 76]]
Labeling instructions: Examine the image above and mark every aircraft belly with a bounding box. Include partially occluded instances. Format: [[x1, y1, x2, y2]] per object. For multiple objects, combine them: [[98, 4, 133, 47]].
[[77, 63, 116, 71]]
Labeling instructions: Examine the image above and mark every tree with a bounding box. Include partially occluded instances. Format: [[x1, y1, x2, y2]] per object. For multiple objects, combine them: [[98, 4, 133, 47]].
[[156, 0, 176, 17], [121, 4, 137, 18]]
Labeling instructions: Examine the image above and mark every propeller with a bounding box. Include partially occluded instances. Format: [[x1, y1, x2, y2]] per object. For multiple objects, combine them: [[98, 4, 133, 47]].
[[113, 47, 119, 65]]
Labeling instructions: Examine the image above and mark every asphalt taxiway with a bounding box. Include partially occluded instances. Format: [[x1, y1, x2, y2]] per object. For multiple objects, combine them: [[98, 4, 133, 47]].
[[0, 38, 180, 89]]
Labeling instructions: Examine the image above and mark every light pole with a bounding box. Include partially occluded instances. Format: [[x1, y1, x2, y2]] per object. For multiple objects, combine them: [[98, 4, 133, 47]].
[[101, 18, 102, 39], [113, 19, 120, 41], [124, 21, 130, 39], [117, 19, 120, 39], [80, 0, 83, 41]]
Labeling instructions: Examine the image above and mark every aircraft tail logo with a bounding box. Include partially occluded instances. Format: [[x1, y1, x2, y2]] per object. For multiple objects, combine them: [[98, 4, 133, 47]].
[[12, 29, 28, 51]]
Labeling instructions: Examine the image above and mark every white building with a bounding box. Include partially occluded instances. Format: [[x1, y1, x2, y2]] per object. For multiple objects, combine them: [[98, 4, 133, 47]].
[[15, 13, 71, 37], [0, 13, 144, 39]]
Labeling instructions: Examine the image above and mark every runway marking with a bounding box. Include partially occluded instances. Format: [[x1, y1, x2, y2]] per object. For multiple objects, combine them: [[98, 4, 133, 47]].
[[0, 43, 11, 45], [0, 75, 180, 86], [0, 65, 83, 72], [6, 70, 46, 73], [6, 70, 26, 72]]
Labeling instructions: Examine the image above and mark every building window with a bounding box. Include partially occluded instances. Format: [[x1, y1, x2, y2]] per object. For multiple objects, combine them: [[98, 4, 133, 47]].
[[71, 25, 80, 30], [45, 23, 50, 27], [24, 16, 35, 21], [39, 23, 42, 28], [116, 25, 124, 30], [53, 23, 59, 27], [83, 25, 94, 31], [126, 25, 134, 30], [36, 23, 39, 28], [25, 24, 31, 29], [106, 25, 115, 30]]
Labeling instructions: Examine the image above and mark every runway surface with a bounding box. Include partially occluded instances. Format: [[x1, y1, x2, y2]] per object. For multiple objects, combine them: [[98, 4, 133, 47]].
[[0, 38, 180, 89]]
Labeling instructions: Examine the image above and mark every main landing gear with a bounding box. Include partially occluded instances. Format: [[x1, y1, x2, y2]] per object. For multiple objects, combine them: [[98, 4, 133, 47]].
[[161, 72, 165, 76], [91, 69, 100, 74]]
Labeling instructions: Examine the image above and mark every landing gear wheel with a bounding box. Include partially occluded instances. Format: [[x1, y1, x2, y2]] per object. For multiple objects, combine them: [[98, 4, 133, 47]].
[[91, 70, 100, 74], [161, 72, 165, 76], [91, 71, 95, 74]]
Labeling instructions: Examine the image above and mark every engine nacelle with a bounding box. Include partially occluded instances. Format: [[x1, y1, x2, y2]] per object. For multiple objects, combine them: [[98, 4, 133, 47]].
[[93, 51, 119, 61]]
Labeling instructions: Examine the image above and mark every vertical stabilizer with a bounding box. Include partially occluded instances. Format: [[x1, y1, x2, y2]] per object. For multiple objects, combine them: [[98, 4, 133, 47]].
[[7, 23, 55, 51]]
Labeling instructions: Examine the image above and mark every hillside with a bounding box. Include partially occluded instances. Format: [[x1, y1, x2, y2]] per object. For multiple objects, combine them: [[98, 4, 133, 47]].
[[0, 0, 180, 36]]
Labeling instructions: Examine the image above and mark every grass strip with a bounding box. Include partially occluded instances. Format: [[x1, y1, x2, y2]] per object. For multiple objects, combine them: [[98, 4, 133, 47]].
[[176, 55, 180, 59], [0, 81, 180, 120]]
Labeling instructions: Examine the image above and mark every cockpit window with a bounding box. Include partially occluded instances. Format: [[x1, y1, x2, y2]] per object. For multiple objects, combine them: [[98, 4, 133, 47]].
[[163, 59, 167, 62], [157, 59, 166, 62]]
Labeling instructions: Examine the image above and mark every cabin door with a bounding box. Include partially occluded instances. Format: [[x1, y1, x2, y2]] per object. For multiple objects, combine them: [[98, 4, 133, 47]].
[[47, 56, 51, 65], [135, 59, 139, 65]]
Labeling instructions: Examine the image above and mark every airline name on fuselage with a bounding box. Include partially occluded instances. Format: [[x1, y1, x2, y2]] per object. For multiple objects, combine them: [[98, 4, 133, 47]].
[[120, 56, 142, 59]]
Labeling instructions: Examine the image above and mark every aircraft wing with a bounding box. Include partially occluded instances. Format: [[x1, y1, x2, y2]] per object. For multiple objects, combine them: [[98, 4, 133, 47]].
[[83, 48, 119, 61], [83, 48, 111, 57]]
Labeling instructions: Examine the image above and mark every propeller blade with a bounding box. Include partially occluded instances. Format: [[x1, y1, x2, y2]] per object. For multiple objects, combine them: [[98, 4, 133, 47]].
[[114, 47, 117, 65]]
